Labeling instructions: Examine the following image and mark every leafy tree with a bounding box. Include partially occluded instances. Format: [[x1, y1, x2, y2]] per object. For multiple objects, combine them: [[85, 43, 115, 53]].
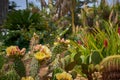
[[37, 0, 97, 33]]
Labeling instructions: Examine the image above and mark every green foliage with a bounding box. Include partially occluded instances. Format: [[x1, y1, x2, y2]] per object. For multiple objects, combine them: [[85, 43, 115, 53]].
[[1, 0, 120, 80], [4, 10, 46, 30], [3, 9, 47, 49], [4, 31, 29, 49]]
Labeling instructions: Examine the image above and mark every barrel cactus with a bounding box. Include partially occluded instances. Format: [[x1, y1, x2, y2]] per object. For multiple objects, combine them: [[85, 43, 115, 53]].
[[100, 55, 120, 80]]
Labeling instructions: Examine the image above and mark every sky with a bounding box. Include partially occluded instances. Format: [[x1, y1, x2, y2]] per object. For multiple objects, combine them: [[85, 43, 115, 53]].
[[9, 0, 44, 10], [9, 0, 119, 10]]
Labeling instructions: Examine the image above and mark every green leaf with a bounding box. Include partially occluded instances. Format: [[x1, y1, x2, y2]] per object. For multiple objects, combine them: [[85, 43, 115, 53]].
[[86, 55, 90, 65]]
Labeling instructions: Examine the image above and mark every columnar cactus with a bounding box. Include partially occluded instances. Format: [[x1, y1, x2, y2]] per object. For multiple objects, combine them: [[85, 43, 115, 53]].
[[30, 57, 40, 80]]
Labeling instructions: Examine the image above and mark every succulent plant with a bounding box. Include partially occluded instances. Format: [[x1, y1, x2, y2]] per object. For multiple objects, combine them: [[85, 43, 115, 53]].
[[13, 58, 26, 77], [0, 68, 20, 80], [30, 57, 40, 80], [100, 55, 120, 80]]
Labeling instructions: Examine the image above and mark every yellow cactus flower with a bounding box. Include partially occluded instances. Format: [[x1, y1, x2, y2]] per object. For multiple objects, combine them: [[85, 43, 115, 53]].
[[34, 51, 51, 61], [56, 72, 73, 80], [34, 45, 51, 61], [65, 40, 70, 44], [21, 76, 34, 80], [54, 42, 59, 46], [34, 52, 46, 60], [6, 46, 26, 56], [6, 46, 20, 56], [42, 45, 51, 55]]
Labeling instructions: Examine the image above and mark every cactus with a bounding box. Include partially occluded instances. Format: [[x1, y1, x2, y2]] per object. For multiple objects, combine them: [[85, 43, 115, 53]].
[[30, 57, 40, 80], [13, 58, 26, 77], [100, 55, 120, 80], [91, 51, 102, 65], [0, 69, 20, 80], [52, 68, 63, 80], [53, 43, 68, 54]]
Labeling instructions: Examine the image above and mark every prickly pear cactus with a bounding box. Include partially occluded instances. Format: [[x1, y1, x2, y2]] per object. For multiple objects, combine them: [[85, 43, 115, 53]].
[[52, 68, 63, 80], [13, 58, 26, 77], [30, 57, 40, 80], [100, 55, 120, 80]]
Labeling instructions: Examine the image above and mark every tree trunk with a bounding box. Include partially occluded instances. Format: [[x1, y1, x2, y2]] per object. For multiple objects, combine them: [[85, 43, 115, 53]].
[[0, 0, 8, 25], [71, 0, 76, 33], [26, 0, 29, 9]]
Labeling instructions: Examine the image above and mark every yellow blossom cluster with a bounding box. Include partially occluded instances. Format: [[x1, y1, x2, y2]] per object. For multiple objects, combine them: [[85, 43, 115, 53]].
[[6, 46, 26, 57], [21, 76, 34, 80], [34, 44, 51, 61], [56, 72, 73, 80]]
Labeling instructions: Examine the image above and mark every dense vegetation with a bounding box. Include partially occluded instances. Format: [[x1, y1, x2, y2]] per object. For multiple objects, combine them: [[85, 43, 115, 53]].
[[0, 0, 120, 80]]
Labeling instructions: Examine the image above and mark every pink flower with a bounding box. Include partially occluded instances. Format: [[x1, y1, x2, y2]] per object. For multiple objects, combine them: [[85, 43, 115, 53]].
[[34, 44, 42, 51], [77, 40, 82, 45]]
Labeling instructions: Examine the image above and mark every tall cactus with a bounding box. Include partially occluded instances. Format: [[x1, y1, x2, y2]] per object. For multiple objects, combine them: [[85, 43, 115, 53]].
[[30, 57, 40, 80], [100, 55, 120, 80]]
